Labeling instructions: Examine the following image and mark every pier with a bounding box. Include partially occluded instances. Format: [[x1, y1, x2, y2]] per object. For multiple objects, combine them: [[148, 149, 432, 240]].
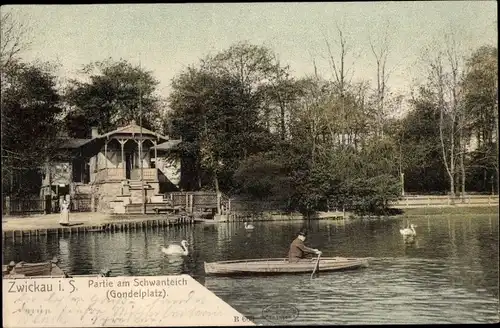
[[1, 212, 195, 241]]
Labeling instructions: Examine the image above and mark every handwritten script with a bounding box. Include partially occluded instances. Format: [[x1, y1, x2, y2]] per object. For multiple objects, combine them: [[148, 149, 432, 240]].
[[3, 274, 254, 327]]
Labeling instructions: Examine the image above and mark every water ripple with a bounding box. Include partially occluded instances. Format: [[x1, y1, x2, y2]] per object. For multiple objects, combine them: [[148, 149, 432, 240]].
[[3, 215, 499, 324]]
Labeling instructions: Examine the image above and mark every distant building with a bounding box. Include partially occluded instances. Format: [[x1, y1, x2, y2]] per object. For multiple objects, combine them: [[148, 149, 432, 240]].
[[40, 121, 181, 213]]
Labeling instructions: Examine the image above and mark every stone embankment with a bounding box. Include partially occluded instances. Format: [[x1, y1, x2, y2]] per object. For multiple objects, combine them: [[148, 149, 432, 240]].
[[206, 210, 349, 222], [2, 212, 194, 240]]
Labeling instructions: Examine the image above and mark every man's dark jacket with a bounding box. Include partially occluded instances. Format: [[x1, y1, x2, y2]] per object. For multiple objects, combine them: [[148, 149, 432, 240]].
[[288, 237, 316, 262]]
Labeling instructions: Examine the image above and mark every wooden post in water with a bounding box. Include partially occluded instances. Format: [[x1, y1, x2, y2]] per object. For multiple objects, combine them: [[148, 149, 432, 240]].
[[189, 195, 194, 213], [216, 192, 221, 215], [5, 196, 10, 216]]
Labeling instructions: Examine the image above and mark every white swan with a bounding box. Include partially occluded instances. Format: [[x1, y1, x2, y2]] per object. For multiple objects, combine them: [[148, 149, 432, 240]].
[[161, 240, 189, 255], [400, 224, 417, 237], [244, 222, 255, 230]]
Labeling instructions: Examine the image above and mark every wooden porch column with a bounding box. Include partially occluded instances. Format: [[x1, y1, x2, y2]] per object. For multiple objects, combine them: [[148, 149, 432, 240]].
[[104, 140, 109, 169], [79, 149, 83, 183], [134, 138, 145, 214], [69, 160, 73, 196], [152, 140, 158, 166], [217, 192, 221, 215], [45, 157, 51, 198], [118, 139, 127, 178], [134, 139, 144, 173], [5, 196, 10, 216], [140, 140, 144, 169]]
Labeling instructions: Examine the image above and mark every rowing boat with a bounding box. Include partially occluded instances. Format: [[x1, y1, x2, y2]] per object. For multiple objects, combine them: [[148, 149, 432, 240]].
[[2, 260, 67, 278], [3, 259, 111, 279], [204, 257, 369, 276]]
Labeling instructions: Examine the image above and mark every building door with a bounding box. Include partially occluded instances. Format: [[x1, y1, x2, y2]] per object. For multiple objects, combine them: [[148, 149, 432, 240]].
[[125, 152, 132, 179]]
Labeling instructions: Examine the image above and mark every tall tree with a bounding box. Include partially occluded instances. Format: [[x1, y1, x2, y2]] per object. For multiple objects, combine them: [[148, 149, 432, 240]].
[[324, 26, 354, 146], [463, 45, 498, 192], [1, 61, 63, 196], [260, 58, 304, 140], [169, 65, 271, 192], [201, 41, 297, 140], [424, 34, 468, 199], [400, 92, 449, 192], [169, 42, 296, 192], [64, 59, 161, 137], [202, 41, 277, 96], [369, 27, 391, 137]]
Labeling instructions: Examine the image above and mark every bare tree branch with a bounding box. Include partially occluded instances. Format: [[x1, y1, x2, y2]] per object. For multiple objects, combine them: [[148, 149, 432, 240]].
[[0, 9, 32, 71], [369, 25, 392, 137]]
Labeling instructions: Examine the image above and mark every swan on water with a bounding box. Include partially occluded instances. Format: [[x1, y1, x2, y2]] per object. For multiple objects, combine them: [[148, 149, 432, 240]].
[[161, 240, 189, 255], [244, 222, 255, 230], [400, 224, 417, 237]]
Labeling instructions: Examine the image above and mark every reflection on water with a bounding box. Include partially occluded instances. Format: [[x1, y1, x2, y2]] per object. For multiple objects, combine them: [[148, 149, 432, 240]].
[[205, 257, 499, 325], [2, 215, 499, 324]]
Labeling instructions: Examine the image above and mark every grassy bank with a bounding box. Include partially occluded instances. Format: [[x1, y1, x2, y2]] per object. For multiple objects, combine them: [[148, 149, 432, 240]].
[[400, 206, 499, 217]]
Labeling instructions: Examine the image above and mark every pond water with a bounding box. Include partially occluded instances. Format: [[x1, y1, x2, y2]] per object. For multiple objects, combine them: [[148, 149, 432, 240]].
[[3, 214, 499, 324]]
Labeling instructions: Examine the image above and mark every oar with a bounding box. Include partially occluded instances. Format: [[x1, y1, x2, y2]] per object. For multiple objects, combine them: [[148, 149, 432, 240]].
[[310, 252, 321, 279]]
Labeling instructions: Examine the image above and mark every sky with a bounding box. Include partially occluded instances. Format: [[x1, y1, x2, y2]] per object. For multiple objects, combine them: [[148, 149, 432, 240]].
[[4, 2, 498, 109]]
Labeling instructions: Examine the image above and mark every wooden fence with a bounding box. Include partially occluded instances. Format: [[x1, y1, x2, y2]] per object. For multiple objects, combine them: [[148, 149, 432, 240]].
[[4, 193, 496, 216], [3, 197, 47, 214], [71, 195, 93, 212], [226, 195, 499, 213], [3, 194, 94, 215], [390, 194, 499, 208], [165, 191, 220, 210]]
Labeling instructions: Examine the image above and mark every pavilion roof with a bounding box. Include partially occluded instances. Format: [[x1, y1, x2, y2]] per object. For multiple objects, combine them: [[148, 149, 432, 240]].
[[55, 121, 171, 151], [151, 139, 182, 151], [98, 121, 169, 141], [57, 138, 92, 149]]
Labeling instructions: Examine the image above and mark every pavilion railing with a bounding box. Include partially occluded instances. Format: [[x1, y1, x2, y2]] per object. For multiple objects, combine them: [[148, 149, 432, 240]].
[[94, 168, 126, 182], [94, 168, 158, 182], [130, 168, 158, 181]]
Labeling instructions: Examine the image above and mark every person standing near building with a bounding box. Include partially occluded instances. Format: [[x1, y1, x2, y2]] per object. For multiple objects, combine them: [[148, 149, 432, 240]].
[[59, 198, 70, 226]]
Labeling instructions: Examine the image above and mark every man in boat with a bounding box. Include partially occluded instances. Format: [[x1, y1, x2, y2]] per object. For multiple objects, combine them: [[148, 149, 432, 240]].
[[288, 230, 322, 262]]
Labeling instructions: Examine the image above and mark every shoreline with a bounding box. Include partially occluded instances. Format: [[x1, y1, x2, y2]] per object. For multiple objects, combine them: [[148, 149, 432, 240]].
[[394, 206, 498, 216], [1, 212, 192, 234], [2, 205, 497, 233]]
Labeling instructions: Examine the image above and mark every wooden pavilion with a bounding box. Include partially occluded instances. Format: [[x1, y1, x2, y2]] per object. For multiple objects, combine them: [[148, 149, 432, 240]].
[[40, 121, 181, 212]]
